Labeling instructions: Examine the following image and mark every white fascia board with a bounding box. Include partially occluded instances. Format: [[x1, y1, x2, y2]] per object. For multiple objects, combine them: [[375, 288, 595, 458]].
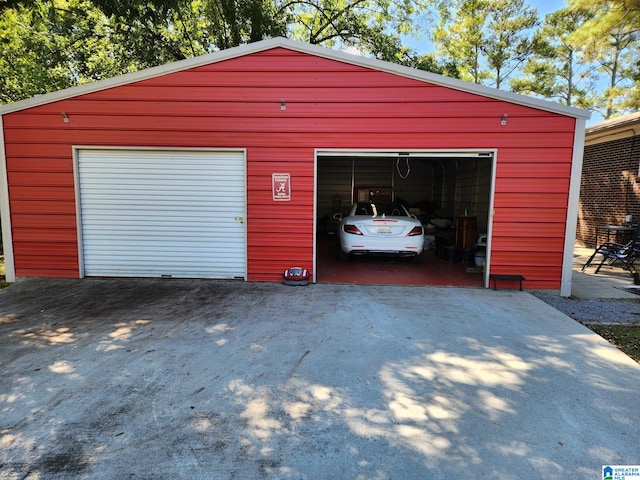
[[0, 36, 590, 121], [0, 116, 15, 282]]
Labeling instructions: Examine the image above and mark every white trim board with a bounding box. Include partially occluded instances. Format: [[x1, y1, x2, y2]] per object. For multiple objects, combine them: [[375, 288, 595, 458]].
[[0, 116, 15, 282]]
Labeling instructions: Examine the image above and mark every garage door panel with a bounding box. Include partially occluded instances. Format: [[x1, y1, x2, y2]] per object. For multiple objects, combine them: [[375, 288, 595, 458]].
[[84, 242, 243, 255], [81, 178, 245, 190], [99, 250, 245, 261], [82, 229, 243, 239], [82, 213, 244, 224], [82, 237, 246, 249], [83, 257, 244, 277], [83, 191, 246, 200], [77, 149, 246, 279], [81, 203, 245, 215]]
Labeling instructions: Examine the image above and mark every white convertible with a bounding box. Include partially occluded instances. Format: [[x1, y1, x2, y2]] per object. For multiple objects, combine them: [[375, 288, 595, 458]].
[[334, 202, 424, 261]]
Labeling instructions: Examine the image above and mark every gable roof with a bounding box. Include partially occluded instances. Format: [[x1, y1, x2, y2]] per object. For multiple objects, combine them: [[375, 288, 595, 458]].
[[586, 111, 640, 134], [0, 36, 590, 120], [585, 111, 640, 145]]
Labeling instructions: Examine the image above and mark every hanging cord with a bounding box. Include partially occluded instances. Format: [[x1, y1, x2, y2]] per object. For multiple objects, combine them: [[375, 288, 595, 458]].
[[396, 157, 410, 179]]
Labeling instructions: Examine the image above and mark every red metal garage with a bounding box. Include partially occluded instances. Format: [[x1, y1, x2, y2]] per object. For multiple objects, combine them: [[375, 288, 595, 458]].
[[0, 37, 589, 294]]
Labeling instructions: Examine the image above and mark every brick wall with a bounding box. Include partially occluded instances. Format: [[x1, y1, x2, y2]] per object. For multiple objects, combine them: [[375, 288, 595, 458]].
[[578, 135, 640, 247]]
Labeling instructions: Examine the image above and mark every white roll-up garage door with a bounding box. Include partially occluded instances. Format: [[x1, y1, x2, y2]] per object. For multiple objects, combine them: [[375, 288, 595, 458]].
[[76, 149, 246, 279]]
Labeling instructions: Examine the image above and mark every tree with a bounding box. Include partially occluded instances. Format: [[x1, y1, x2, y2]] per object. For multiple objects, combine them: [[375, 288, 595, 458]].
[[590, 28, 638, 118], [569, 0, 640, 118], [406, 53, 460, 77], [432, 0, 491, 84], [287, 0, 423, 59], [570, 0, 640, 40], [0, 0, 133, 103], [482, 0, 538, 89], [1, 0, 453, 104], [430, 0, 538, 88], [88, 0, 211, 63], [510, 7, 596, 109], [86, 0, 434, 65]]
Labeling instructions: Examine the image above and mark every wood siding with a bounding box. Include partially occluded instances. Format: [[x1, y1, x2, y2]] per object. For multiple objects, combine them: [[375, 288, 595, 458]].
[[2, 47, 577, 288]]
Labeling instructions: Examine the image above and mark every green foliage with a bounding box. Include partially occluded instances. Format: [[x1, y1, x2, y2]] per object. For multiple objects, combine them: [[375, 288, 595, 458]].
[[482, 0, 538, 88], [0, 0, 637, 120], [432, 0, 490, 84], [590, 28, 639, 118], [0, 0, 136, 103], [570, 0, 640, 43], [510, 7, 596, 108], [568, 0, 640, 118], [285, 0, 427, 62], [89, 0, 211, 64], [431, 0, 538, 88], [0, 0, 450, 104]]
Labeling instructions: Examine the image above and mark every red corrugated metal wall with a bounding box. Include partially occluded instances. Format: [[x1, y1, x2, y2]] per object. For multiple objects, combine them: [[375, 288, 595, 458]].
[[2, 47, 577, 288]]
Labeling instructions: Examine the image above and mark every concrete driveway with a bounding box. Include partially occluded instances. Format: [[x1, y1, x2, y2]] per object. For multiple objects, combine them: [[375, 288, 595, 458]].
[[1, 279, 638, 479]]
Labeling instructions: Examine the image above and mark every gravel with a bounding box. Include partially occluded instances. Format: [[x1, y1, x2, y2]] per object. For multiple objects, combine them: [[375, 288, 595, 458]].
[[532, 292, 640, 326]]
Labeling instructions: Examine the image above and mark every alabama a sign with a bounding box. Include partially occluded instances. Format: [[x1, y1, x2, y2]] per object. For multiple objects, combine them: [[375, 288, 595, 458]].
[[272, 173, 291, 201]]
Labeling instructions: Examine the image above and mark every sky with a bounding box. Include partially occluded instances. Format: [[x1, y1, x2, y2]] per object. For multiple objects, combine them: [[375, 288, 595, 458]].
[[532, 0, 568, 16], [399, 0, 602, 123], [524, 1, 603, 123], [406, 0, 569, 53]]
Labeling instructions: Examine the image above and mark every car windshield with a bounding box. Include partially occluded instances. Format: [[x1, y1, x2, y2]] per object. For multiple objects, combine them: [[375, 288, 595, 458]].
[[355, 202, 407, 217]]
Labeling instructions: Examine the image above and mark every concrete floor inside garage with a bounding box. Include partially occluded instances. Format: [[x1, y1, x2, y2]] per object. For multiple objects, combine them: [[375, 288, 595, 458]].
[[315, 234, 485, 287]]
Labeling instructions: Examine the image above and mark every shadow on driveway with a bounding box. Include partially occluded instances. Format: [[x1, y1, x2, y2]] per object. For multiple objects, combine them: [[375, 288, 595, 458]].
[[1, 278, 638, 479]]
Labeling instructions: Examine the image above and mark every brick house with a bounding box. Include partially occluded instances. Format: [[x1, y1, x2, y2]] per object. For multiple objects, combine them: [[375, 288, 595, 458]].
[[577, 112, 640, 248]]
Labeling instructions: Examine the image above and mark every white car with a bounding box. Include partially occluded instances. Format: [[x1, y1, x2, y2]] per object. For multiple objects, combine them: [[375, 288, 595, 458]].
[[334, 202, 424, 261]]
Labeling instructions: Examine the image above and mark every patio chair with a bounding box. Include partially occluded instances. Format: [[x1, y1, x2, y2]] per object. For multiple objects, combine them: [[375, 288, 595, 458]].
[[581, 223, 640, 279]]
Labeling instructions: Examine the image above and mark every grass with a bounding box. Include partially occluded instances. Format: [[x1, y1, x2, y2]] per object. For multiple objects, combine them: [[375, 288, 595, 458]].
[[0, 255, 7, 289], [587, 325, 640, 364]]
